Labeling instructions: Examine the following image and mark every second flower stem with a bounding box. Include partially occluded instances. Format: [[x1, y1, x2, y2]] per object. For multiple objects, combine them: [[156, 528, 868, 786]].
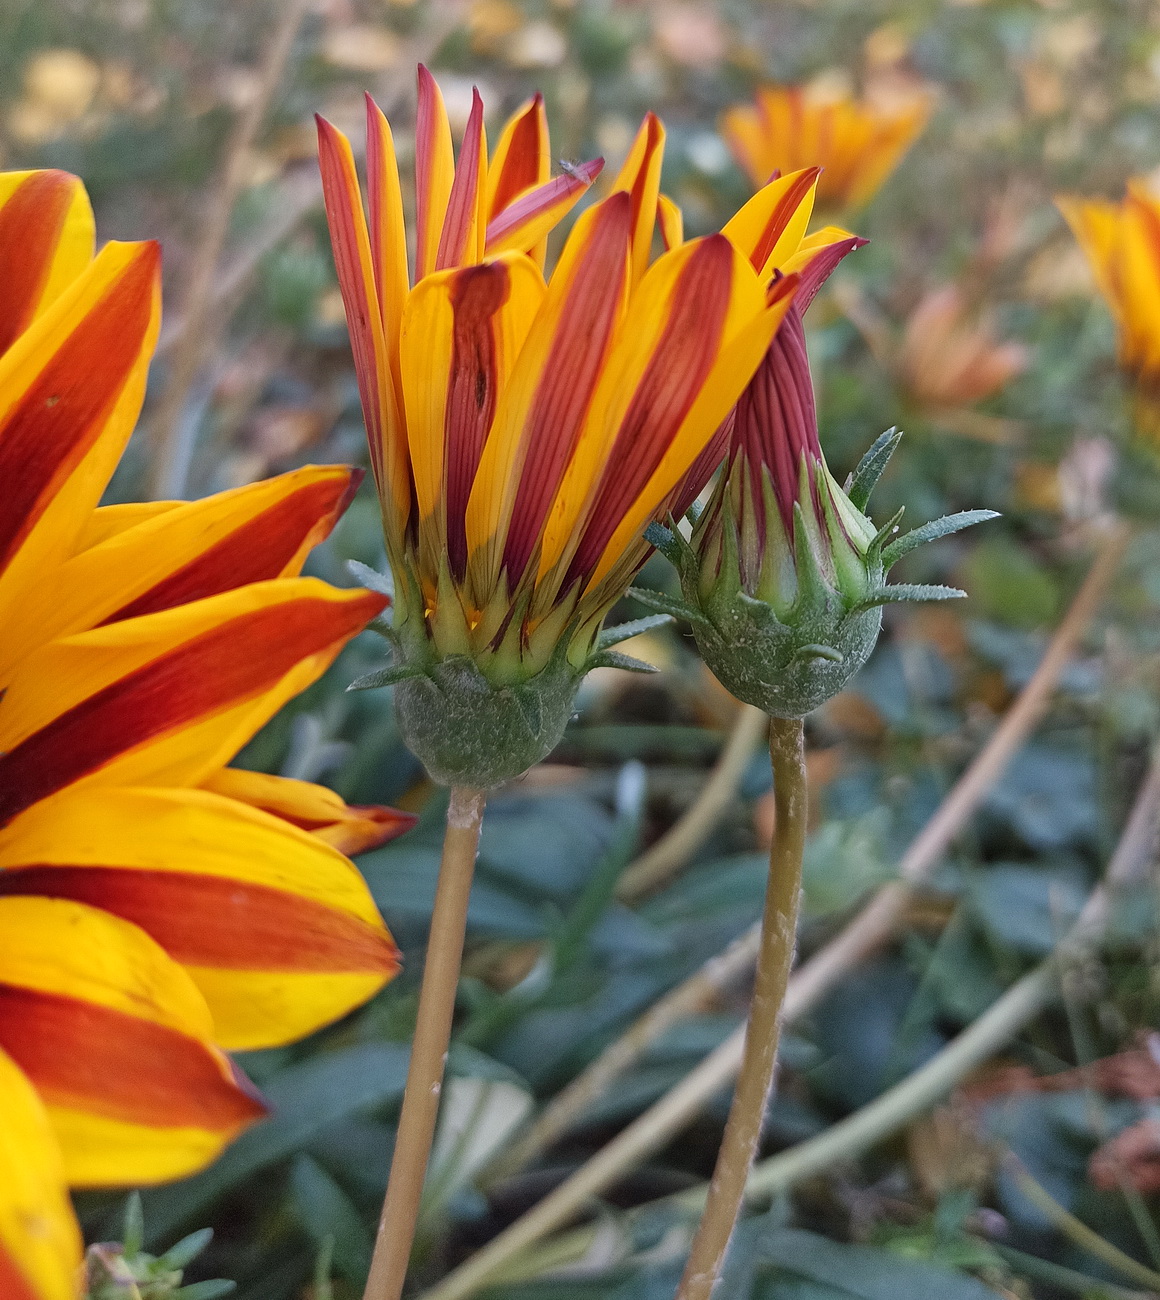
[[675, 715, 807, 1300], [363, 786, 486, 1300]]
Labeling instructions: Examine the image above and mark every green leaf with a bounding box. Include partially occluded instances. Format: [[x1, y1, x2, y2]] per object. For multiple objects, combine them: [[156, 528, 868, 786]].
[[881, 509, 1000, 570], [644, 520, 682, 562], [139, 1044, 410, 1245], [750, 1228, 1003, 1300], [597, 613, 673, 649], [289, 1155, 372, 1284], [176, 1282, 236, 1300], [122, 1191, 144, 1256], [847, 427, 902, 511]]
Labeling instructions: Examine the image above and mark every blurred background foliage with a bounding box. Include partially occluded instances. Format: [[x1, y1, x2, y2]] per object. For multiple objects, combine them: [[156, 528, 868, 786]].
[[9, 0, 1160, 1295]]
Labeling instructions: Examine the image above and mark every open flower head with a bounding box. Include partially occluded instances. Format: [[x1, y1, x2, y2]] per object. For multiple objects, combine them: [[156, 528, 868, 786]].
[[1060, 182, 1160, 440], [317, 71, 854, 784], [0, 170, 416, 1294], [721, 84, 931, 213], [645, 232, 996, 717]]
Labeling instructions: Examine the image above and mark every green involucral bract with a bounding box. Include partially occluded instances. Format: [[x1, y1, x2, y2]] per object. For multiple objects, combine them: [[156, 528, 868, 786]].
[[637, 429, 997, 719], [347, 563, 668, 788]]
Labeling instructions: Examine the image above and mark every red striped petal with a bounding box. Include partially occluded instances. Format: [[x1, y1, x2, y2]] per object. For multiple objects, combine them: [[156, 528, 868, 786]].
[[443, 262, 515, 574], [0, 588, 386, 825], [502, 194, 633, 583], [100, 467, 363, 624], [436, 87, 486, 271], [0, 172, 78, 354], [0, 985, 265, 1130], [567, 234, 735, 584], [488, 93, 547, 219], [745, 166, 820, 273], [0, 241, 158, 579], [796, 233, 867, 312], [0, 867, 398, 974], [734, 304, 820, 534], [484, 158, 604, 256]]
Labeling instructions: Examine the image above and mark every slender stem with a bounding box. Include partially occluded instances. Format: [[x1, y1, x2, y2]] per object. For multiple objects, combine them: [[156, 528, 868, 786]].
[[675, 717, 806, 1300], [363, 787, 485, 1300], [617, 705, 769, 902]]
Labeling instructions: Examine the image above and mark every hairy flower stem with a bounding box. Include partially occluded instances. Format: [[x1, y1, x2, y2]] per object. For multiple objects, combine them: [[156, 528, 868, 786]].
[[675, 716, 807, 1300], [364, 787, 486, 1300]]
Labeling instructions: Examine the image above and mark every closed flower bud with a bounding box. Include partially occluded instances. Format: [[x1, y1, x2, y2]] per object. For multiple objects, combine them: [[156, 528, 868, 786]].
[[642, 303, 997, 718]]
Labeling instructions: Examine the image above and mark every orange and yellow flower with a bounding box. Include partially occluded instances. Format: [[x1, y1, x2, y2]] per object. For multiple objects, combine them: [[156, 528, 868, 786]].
[[721, 84, 931, 213], [1060, 182, 1160, 438], [315, 71, 864, 784], [0, 169, 415, 1297]]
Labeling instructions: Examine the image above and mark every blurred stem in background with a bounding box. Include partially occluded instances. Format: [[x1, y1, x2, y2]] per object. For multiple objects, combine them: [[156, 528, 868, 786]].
[[675, 715, 807, 1300], [364, 788, 486, 1300], [146, 0, 309, 500]]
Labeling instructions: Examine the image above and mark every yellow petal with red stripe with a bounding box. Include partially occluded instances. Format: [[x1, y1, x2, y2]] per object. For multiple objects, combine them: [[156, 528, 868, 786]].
[[0, 1050, 80, 1300], [0, 579, 386, 820], [436, 87, 488, 270], [586, 272, 799, 592], [609, 113, 665, 287], [464, 196, 631, 588], [74, 501, 179, 551], [415, 65, 455, 280], [0, 170, 95, 353], [203, 767, 417, 855], [0, 785, 402, 1050], [657, 195, 683, 252], [722, 167, 819, 277], [0, 465, 361, 684], [0, 239, 160, 636], [486, 93, 551, 266], [316, 115, 410, 541], [400, 253, 545, 574], [537, 234, 779, 587], [0, 897, 265, 1186], [484, 158, 604, 261]]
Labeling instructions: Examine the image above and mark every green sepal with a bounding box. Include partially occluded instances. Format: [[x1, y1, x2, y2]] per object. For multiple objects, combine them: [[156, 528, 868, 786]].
[[865, 506, 905, 567], [123, 1193, 144, 1257], [880, 509, 1000, 570], [347, 662, 426, 691], [345, 559, 394, 598], [627, 586, 710, 627], [684, 500, 704, 527], [847, 426, 902, 511], [644, 521, 683, 563], [792, 500, 838, 619], [853, 583, 967, 611], [586, 649, 660, 673], [598, 613, 673, 649]]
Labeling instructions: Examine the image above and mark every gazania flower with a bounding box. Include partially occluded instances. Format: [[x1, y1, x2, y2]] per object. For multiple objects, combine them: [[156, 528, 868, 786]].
[[317, 70, 842, 786], [1059, 183, 1160, 440], [0, 169, 415, 1295], [721, 84, 931, 213], [647, 220, 995, 717]]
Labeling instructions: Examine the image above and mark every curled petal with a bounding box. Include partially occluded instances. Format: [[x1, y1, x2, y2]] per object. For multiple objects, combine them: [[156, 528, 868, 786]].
[[203, 767, 417, 854]]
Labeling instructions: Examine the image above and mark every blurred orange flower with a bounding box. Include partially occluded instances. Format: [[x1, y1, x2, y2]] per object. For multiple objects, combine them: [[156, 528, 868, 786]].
[[721, 84, 931, 212], [1059, 182, 1160, 438]]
